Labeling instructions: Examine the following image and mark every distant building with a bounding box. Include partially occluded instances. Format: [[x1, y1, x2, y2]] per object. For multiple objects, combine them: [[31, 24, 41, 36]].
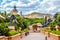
[[45, 14, 53, 21], [20, 11, 24, 18]]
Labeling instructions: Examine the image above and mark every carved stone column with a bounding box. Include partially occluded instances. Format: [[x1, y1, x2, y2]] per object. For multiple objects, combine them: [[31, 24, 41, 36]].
[[55, 25, 60, 31]]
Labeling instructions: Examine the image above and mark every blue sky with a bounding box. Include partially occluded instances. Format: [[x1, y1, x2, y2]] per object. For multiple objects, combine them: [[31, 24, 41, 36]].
[[0, 0, 60, 15]]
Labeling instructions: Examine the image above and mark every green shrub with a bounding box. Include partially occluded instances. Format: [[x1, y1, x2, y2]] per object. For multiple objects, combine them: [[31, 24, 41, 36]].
[[44, 30, 51, 32], [51, 30, 60, 35], [0, 23, 9, 36], [8, 30, 19, 36], [19, 30, 25, 33], [51, 30, 56, 34], [0, 17, 5, 23], [24, 28, 30, 32], [49, 22, 56, 30], [56, 31, 60, 35], [55, 13, 60, 26], [19, 27, 30, 33]]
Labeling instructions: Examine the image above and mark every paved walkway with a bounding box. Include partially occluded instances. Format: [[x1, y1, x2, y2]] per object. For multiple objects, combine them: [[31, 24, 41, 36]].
[[21, 33, 50, 40]]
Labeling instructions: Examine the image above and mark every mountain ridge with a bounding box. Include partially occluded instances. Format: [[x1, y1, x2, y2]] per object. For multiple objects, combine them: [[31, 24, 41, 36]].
[[24, 12, 52, 18]]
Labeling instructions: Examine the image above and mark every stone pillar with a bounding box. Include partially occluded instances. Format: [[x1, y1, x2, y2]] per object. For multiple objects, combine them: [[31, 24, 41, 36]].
[[8, 26, 15, 31], [55, 25, 60, 31], [48, 26, 50, 30]]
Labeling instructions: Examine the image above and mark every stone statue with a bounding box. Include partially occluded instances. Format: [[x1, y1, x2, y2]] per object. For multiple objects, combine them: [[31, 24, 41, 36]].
[[10, 15, 16, 26], [10, 6, 18, 26]]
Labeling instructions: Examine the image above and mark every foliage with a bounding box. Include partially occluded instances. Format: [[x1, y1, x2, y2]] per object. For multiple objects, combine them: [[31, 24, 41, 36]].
[[24, 27, 30, 32], [21, 19, 28, 30], [5, 17, 10, 22], [32, 18, 45, 23], [0, 23, 9, 36], [8, 30, 19, 36], [44, 30, 51, 32], [24, 18, 45, 25], [16, 17, 31, 30], [44, 30, 60, 35], [0, 17, 5, 23], [55, 13, 60, 26], [0, 23, 19, 36], [19, 28, 30, 33], [19, 30, 25, 33], [0, 12, 45, 36], [49, 22, 56, 30], [51, 30, 60, 35]]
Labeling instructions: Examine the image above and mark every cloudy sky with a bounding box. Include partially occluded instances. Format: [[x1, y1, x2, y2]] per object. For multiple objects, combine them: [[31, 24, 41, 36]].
[[0, 0, 60, 15]]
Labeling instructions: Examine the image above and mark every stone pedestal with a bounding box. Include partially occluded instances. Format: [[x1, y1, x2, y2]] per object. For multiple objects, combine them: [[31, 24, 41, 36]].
[[45, 26, 50, 30], [48, 26, 50, 30], [55, 25, 60, 31], [8, 26, 15, 30]]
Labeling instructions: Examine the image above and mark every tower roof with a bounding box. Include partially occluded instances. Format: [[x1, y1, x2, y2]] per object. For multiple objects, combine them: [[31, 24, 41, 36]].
[[12, 6, 18, 12]]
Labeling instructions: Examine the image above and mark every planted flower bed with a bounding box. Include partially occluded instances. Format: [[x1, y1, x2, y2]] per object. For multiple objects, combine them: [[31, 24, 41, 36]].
[[44, 30, 51, 37], [0, 36, 5, 40], [50, 33, 60, 40], [40, 28, 45, 34], [0, 30, 20, 40], [49, 30, 60, 40], [0, 34, 21, 40], [44, 29, 60, 40], [0, 12, 31, 40], [45, 32, 50, 37], [8, 33, 20, 40], [0, 29, 30, 40], [20, 32, 25, 38], [7, 30, 20, 40]]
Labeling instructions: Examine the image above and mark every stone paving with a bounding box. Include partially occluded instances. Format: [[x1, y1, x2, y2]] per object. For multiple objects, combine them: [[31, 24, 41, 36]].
[[21, 33, 50, 40]]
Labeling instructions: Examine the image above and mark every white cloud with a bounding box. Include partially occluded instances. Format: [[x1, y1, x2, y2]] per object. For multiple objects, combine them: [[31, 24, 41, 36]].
[[16, 0, 40, 7], [46, 6, 56, 11], [0, 0, 60, 15], [24, 0, 60, 15], [58, 9, 60, 12], [27, 0, 39, 6], [2, 1, 17, 10], [16, 2, 27, 6], [41, 0, 48, 4], [1, 0, 7, 5]]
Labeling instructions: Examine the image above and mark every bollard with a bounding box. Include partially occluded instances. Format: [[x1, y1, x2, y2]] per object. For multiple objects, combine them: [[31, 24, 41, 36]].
[[45, 36, 47, 40], [25, 32, 27, 36], [27, 32, 29, 35]]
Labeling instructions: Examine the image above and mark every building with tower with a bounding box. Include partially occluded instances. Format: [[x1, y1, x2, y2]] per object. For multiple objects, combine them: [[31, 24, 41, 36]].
[[9, 6, 18, 30], [20, 11, 24, 18], [12, 6, 18, 15]]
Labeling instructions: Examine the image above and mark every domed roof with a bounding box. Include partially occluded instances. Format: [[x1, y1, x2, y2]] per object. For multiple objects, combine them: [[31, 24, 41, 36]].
[[12, 6, 18, 12]]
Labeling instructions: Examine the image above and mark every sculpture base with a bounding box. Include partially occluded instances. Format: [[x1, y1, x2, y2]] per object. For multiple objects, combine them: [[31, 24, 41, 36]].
[[8, 26, 15, 30]]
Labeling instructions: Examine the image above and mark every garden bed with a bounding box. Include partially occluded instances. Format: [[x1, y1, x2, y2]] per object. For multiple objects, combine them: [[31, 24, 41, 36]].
[[0, 36, 5, 40], [8, 33, 21, 40], [20, 32, 25, 38], [0, 34, 21, 40], [44, 30, 60, 40], [45, 32, 50, 37], [50, 33, 60, 40]]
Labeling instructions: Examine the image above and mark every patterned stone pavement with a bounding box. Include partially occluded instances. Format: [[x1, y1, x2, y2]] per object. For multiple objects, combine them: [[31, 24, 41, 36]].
[[21, 33, 50, 40]]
